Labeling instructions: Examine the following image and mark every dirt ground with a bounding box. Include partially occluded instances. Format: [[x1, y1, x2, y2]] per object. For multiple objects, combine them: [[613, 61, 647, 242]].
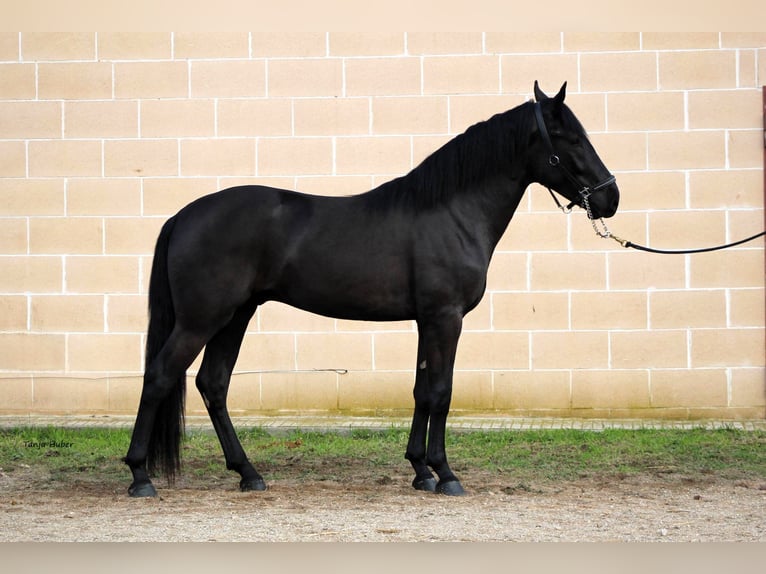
[[2, 467, 764, 542]]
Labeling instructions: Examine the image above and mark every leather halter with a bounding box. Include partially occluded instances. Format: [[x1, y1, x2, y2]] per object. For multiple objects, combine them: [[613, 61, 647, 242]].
[[533, 102, 616, 217]]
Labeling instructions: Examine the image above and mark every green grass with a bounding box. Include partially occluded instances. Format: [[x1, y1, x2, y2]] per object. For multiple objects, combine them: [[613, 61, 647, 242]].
[[1, 426, 764, 490]]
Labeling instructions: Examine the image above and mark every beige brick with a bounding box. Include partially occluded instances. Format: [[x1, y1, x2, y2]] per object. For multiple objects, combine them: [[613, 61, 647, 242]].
[[329, 33, 404, 56], [22, 32, 95, 61], [493, 292, 569, 331], [689, 170, 762, 209], [294, 98, 370, 136], [67, 333, 142, 371], [0, 256, 62, 293], [0, 296, 28, 330], [759, 50, 766, 88], [500, 54, 578, 95], [335, 136, 410, 176], [97, 33, 171, 60], [106, 376, 142, 413], [571, 370, 650, 409], [456, 332, 529, 369], [721, 33, 766, 48], [335, 319, 413, 333], [688, 90, 762, 130], [563, 93, 606, 132], [66, 179, 141, 216], [338, 371, 412, 412], [584, 132, 647, 172], [251, 32, 327, 57], [691, 328, 765, 368], [142, 177, 217, 216], [38, 62, 111, 99], [65, 256, 139, 293], [738, 50, 757, 87], [463, 296, 491, 331], [140, 100, 215, 138], [217, 99, 292, 137], [104, 140, 178, 177], [730, 368, 766, 408], [486, 252, 528, 291], [259, 371, 339, 411], [659, 51, 737, 89], [611, 330, 688, 369], [296, 333, 372, 371], [115, 62, 188, 99], [29, 217, 103, 255], [728, 130, 762, 169], [651, 369, 728, 408], [181, 139, 255, 176], [106, 295, 147, 333], [532, 331, 608, 369], [174, 32, 249, 59], [485, 33, 561, 54], [372, 97, 447, 135], [258, 302, 335, 333], [607, 92, 685, 132], [30, 295, 104, 332], [0, 101, 62, 138], [29, 140, 102, 177], [581, 53, 657, 92], [411, 135, 451, 166], [729, 288, 764, 328], [572, 291, 647, 330], [373, 331, 417, 370], [258, 138, 332, 176], [449, 95, 523, 134], [65, 100, 138, 138], [642, 33, 720, 50], [33, 378, 109, 412], [497, 212, 568, 252], [604, 171, 685, 212], [650, 290, 727, 329], [0, 377, 33, 412], [728, 210, 764, 241], [423, 56, 499, 95], [345, 58, 421, 96], [191, 60, 266, 98], [0, 141, 25, 177], [407, 33, 483, 55], [564, 32, 640, 52], [0, 32, 19, 60], [493, 370, 571, 411], [649, 131, 725, 170], [0, 218, 26, 254], [530, 253, 606, 291], [649, 210, 726, 251], [0, 180, 64, 216], [0, 334, 65, 371], [571, 211, 646, 253], [451, 371, 493, 411], [295, 176, 372, 197], [268, 59, 342, 97], [230, 332, 298, 372], [689, 249, 763, 288], [0, 63, 35, 98], [105, 217, 165, 255], [609, 251, 686, 290]]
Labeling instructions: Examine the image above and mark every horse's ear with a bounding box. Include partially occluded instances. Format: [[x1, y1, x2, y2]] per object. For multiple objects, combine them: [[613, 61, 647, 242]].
[[553, 82, 567, 106], [533, 80, 548, 102]]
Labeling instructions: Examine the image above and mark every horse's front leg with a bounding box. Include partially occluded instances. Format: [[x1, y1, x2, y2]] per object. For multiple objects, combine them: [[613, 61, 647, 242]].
[[405, 333, 437, 492], [418, 314, 466, 496]]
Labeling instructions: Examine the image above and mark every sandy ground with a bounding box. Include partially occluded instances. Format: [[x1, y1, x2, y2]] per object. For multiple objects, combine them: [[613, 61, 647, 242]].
[[2, 469, 764, 542]]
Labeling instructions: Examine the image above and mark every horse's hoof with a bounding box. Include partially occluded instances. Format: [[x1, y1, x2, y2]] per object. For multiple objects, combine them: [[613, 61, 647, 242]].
[[412, 476, 437, 492], [436, 479, 466, 496], [128, 482, 157, 498], [240, 477, 267, 492]]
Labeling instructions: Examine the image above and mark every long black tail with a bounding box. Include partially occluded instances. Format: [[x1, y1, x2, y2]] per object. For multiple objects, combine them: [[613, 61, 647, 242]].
[[144, 216, 185, 483]]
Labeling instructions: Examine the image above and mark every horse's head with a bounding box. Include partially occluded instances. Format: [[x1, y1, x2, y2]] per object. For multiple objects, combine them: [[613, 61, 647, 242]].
[[529, 81, 619, 219]]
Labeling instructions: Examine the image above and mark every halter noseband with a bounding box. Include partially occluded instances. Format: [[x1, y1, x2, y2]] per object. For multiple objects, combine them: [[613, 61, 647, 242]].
[[533, 102, 616, 231]]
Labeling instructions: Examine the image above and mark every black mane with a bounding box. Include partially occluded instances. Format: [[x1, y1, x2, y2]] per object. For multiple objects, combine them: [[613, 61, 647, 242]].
[[361, 101, 537, 212]]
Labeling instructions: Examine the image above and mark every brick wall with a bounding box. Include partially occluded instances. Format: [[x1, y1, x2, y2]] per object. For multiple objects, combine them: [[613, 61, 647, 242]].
[[1, 32, 764, 419]]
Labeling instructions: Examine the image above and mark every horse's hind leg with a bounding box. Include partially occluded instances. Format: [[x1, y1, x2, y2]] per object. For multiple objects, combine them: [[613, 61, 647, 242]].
[[195, 301, 266, 491]]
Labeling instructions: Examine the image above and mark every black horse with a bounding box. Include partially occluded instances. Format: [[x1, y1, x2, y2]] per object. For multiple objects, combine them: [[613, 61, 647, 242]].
[[124, 82, 619, 497]]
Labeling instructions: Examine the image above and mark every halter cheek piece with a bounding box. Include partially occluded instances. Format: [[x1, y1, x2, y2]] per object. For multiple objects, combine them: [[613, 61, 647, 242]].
[[533, 102, 616, 237]]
